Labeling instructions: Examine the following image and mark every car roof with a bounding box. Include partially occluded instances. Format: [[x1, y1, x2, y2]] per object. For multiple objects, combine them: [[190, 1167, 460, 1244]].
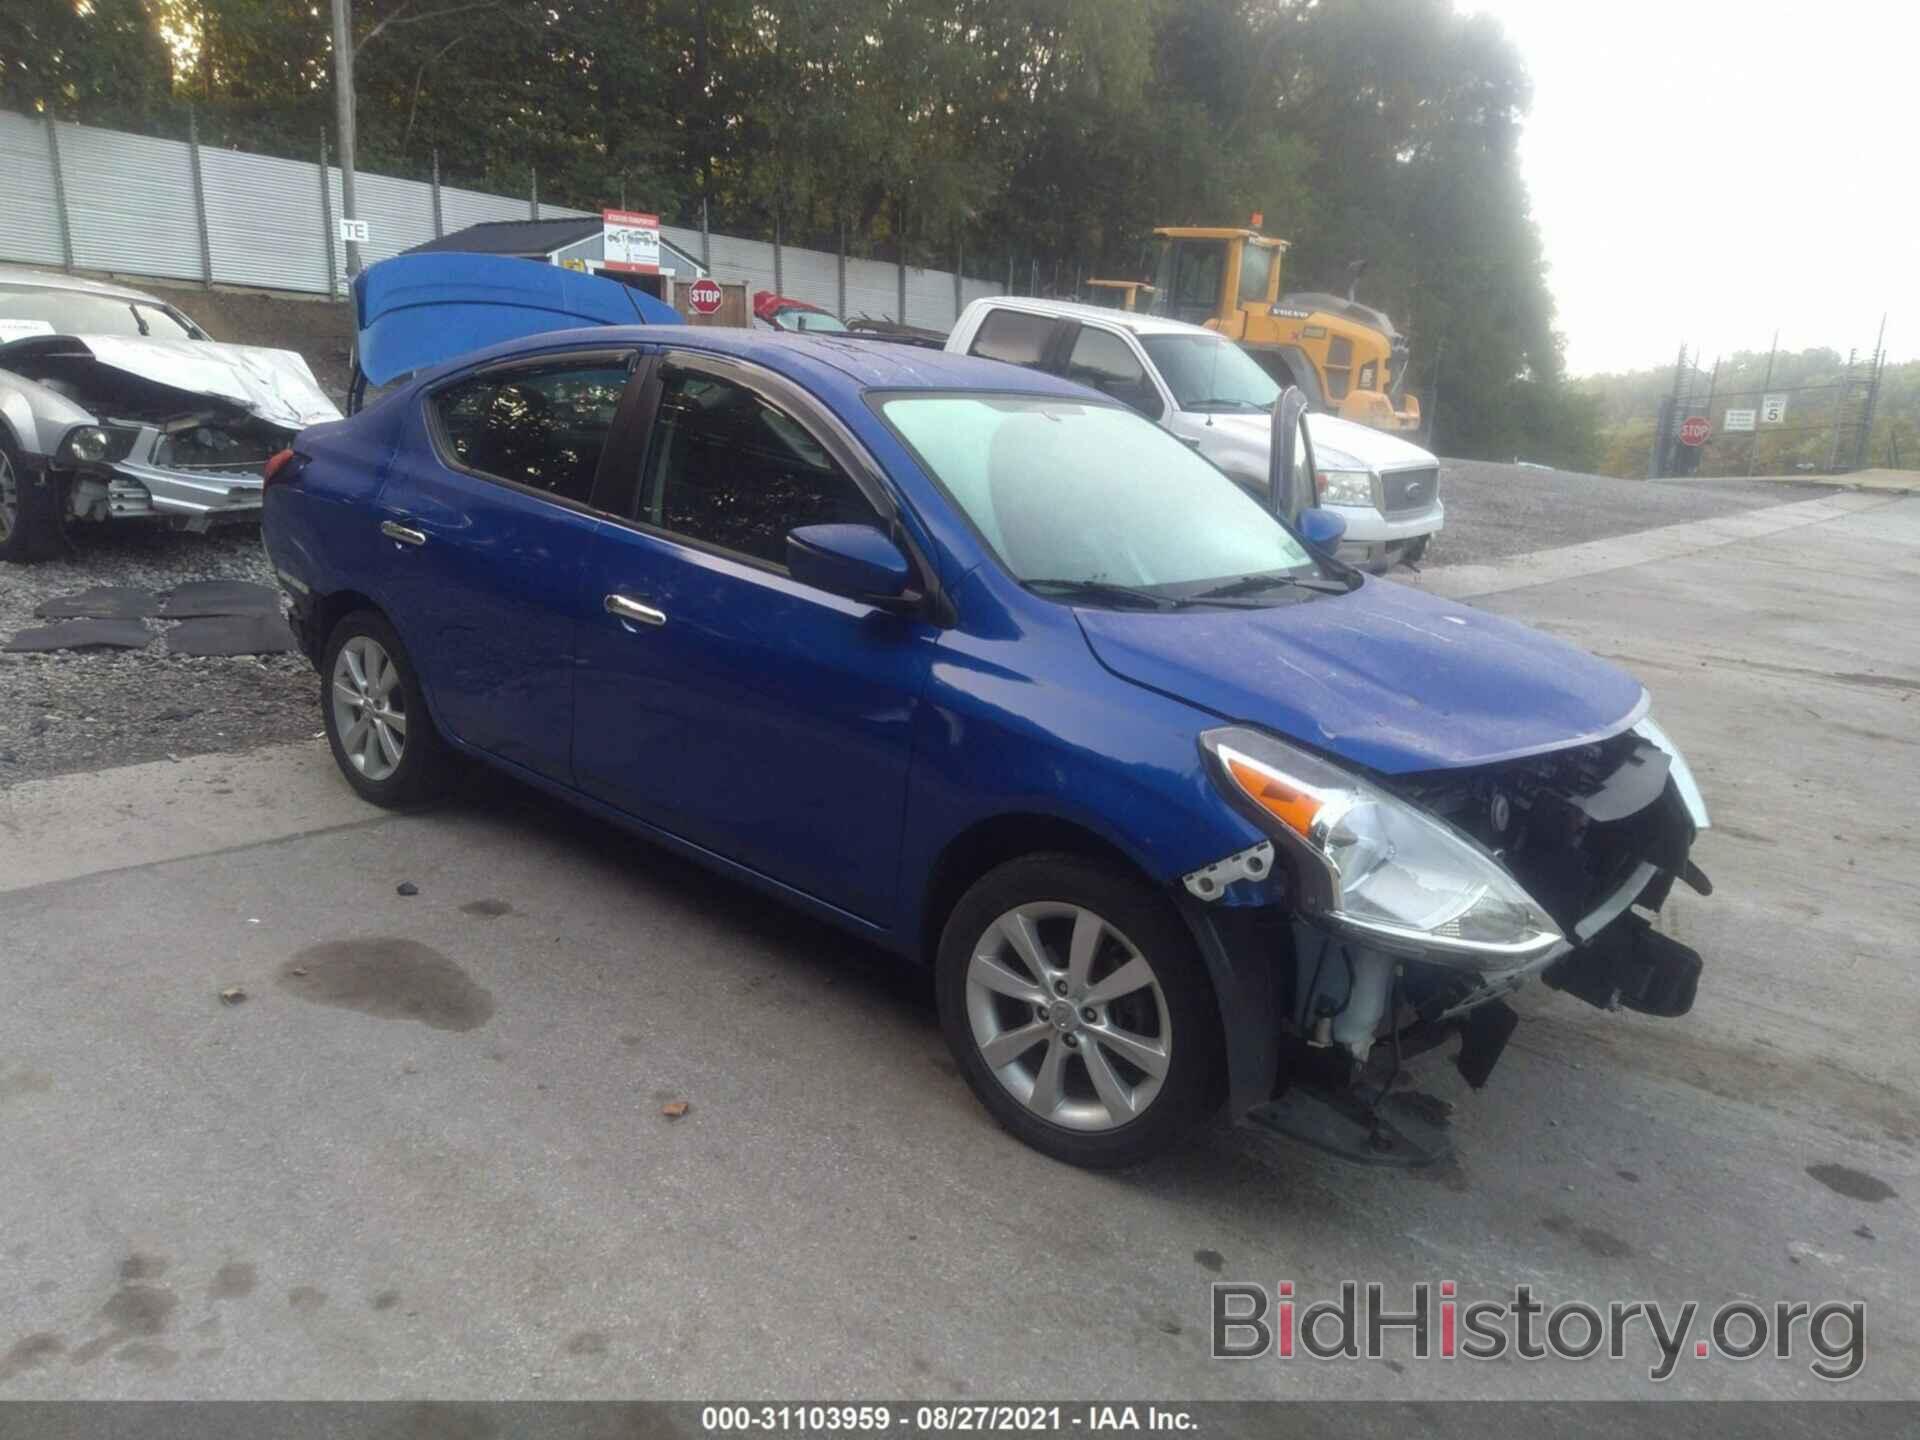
[[0, 264, 169, 306], [427, 325, 1100, 401], [962, 295, 1217, 340]]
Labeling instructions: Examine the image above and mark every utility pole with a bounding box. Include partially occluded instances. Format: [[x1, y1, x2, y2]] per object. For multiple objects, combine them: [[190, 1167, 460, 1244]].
[[329, 0, 362, 280]]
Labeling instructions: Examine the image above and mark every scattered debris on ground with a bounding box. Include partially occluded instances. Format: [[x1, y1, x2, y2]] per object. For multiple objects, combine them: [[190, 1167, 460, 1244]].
[[0, 527, 316, 787]]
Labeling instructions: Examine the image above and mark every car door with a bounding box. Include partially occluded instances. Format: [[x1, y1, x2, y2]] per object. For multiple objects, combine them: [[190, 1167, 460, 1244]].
[[573, 353, 933, 926], [1058, 323, 1168, 423], [373, 347, 641, 784]]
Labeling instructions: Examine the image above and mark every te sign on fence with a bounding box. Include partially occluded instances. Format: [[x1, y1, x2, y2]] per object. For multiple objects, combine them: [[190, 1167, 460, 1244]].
[[339, 218, 370, 245], [1679, 415, 1711, 446], [602, 209, 660, 274]]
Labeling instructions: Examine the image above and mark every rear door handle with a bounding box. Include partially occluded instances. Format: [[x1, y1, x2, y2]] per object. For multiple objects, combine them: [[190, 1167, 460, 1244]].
[[380, 520, 427, 547], [605, 593, 667, 628]]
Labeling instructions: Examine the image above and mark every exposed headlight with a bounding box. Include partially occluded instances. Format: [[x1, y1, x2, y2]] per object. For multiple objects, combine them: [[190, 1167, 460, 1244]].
[[1632, 716, 1710, 830], [1314, 468, 1374, 507], [1200, 726, 1564, 968], [60, 425, 111, 464]]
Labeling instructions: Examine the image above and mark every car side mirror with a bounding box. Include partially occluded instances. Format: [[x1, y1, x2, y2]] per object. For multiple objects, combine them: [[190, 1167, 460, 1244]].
[[1268, 385, 1314, 522], [786, 524, 915, 607], [1298, 507, 1348, 552]]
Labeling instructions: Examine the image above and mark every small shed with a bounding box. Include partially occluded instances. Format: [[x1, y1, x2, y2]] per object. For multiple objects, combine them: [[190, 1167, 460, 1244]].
[[403, 219, 708, 306]]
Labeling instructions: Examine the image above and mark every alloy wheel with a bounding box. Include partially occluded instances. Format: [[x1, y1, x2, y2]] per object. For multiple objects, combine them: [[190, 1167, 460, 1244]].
[[0, 451, 17, 545], [964, 902, 1172, 1132], [331, 635, 408, 782]]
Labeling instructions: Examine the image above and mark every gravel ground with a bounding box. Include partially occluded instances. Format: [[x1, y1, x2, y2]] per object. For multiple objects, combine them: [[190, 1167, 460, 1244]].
[[0, 526, 318, 788], [1427, 459, 1842, 567]]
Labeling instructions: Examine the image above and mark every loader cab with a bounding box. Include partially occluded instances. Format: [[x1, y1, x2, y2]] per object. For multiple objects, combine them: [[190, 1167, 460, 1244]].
[[1149, 229, 1285, 334]]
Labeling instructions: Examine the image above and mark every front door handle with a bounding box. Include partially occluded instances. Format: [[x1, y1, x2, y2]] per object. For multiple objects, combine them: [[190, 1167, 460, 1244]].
[[605, 593, 667, 628], [380, 520, 427, 547]]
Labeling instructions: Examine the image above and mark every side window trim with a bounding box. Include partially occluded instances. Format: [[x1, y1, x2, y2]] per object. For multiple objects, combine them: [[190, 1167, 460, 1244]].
[[616, 350, 951, 623], [421, 346, 642, 516]]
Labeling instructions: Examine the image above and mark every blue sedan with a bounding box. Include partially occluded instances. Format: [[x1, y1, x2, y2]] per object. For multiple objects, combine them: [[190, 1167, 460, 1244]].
[[263, 325, 1711, 1168]]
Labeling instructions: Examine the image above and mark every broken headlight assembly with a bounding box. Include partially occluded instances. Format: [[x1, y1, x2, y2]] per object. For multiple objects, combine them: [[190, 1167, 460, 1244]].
[[1199, 726, 1563, 969]]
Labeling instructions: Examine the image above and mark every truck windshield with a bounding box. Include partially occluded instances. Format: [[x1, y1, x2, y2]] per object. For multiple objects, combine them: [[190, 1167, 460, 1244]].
[[879, 395, 1315, 598], [0, 285, 203, 341], [1140, 335, 1280, 413]]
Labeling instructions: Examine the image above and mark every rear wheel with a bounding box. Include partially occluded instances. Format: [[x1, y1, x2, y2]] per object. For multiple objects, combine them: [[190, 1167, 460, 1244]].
[[320, 609, 454, 806], [936, 854, 1221, 1167]]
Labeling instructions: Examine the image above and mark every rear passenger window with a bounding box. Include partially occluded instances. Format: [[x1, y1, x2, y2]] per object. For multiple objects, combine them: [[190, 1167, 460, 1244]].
[[968, 309, 1055, 369], [638, 368, 881, 567], [432, 361, 631, 504], [1065, 326, 1163, 420]]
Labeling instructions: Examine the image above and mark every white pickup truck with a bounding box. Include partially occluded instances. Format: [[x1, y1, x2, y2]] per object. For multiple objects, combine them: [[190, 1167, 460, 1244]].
[[944, 296, 1443, 570]]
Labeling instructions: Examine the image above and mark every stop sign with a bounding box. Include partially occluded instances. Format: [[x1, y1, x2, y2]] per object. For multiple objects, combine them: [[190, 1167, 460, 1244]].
[[1679, 415, 1711, 447], [688, 277, 724, 315]]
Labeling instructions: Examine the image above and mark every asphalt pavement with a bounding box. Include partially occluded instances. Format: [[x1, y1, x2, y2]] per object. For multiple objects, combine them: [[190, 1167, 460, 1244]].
[[1, 490, 1914, 1409]]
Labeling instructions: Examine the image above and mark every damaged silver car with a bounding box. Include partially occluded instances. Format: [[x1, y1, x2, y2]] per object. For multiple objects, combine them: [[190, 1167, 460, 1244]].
[[0, 265, 340, 562]]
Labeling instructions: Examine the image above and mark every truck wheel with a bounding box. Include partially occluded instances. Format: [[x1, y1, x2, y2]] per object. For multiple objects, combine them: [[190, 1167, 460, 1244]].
[[0, 433, 66, 564], [320, 609, 456, 807], [936, 854, 1222, 1168]]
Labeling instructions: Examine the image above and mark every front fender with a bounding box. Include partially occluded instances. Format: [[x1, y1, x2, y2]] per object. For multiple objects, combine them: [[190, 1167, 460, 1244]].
[[0, 369, 95, 457]]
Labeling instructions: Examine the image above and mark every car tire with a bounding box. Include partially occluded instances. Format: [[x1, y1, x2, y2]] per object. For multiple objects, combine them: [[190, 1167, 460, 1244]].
[[320, 609, 455, 807], [936, 854, 1222, 1168], [0, 431, 66, 564]]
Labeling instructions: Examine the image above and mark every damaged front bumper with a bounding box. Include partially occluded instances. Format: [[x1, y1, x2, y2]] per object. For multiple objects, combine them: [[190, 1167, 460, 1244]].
[[67, 423, 267, 531], [1176, 733, 1712, 1168]]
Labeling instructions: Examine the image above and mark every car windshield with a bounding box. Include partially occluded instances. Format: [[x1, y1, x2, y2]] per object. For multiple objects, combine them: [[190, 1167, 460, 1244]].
[[1140, 334, 1279, 413], [880, 395, 1319, 599], [0, 284, 202, 341]]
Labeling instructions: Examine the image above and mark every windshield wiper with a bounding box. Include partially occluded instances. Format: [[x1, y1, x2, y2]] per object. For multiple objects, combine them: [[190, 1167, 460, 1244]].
[[1192, 570, 1351, 601], [1024, 578, 1186, 611], [1186, 398, 1271, 413]]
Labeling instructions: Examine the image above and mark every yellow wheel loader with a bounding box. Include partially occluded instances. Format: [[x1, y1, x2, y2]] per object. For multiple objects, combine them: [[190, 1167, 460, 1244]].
[[1123, 226, 1422, 433]]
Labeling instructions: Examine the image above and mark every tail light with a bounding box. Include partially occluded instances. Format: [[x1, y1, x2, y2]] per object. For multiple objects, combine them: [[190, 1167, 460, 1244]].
[[262, 448, 300, 486]]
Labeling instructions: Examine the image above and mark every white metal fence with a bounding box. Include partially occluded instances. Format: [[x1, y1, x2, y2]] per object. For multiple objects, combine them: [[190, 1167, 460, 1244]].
[[0, 109, 1003, 330]]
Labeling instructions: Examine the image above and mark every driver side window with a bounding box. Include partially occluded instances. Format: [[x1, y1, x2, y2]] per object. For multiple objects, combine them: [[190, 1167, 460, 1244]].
[[638, 367, 881, 567]]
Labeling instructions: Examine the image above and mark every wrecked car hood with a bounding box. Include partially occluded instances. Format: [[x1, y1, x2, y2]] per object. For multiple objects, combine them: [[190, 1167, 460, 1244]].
[[1075, 578, 1647, 775], [0, 333, 340, 430]]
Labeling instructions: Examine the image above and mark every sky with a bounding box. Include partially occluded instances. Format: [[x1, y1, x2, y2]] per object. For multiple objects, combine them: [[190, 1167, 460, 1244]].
[[1462, 0, 1918, 376]]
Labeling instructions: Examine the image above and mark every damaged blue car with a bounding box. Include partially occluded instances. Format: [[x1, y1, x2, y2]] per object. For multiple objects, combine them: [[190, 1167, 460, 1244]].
[[262, 257, 1711, 1168]]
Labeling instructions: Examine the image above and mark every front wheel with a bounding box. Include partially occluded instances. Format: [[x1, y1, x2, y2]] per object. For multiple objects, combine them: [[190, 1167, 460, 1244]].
[[0, 434, 65, 563], [320, 609, 454, 807], [936, 855, 1222, 1167]]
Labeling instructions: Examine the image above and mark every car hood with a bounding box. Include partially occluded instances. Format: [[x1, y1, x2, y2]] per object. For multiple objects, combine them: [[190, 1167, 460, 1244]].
[[1075, 579, 1647, 774], [0, 332, 339, 430], [1199, 410, 1436, 474]]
